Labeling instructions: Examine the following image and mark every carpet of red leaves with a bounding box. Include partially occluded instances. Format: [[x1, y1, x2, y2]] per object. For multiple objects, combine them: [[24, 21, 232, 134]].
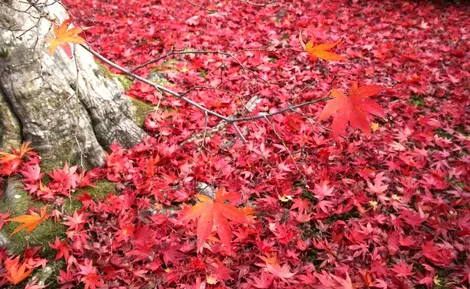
[[1, 0, 470, 288]]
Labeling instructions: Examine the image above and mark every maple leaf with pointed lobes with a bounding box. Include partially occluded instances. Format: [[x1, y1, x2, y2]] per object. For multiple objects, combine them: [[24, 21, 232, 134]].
[[0, 142, 33, 162], [45, 18, 85, 58], [78, 259, 103, 289], [314, 181, 335, 200], [21, 164, 43, 183], [331, 272, 355, 289], [0, 142, 33, 175], [57, 269, 75, 288], [49, 237, 70, 261], [304, 38, 345, 61], [179, 187, 251, 253], [7, 205, 49, 237], [367, 172, 389, 194], [319, 82, 386, 136], [0, 211, 10, 230], [391, 261, 414, 278], [249, 270, 274, 288], [422, 241, 454, 266], [63, 211, 87, 231], [4, 257, 34, 285], [266, 262, 296, 281]]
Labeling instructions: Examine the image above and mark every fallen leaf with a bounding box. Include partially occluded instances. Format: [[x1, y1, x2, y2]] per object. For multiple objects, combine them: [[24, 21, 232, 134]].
[[4, 257, 34, 285], [179, 187, 250, 253], [304, 38, 345, 61], [7, 205, 49, 237], [319, 82, 386, 136]]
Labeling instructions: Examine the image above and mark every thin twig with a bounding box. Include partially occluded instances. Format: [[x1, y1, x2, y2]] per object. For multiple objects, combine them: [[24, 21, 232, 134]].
[[82, 44, 331, 124], [264, 116, 308, 186], [231, 123, 247, 142], [202, 111, 209, 147], [81, 44, 230, 120], [186, 0, 218, 12], [240, 0, 276, 6], [229, 96, 331, 122], [129, 49, 273, 85]]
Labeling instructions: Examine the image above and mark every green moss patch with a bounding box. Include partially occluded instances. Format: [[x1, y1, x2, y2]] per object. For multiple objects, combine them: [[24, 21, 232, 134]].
[[94, 61, 133, 90], [63, 180, 116, 214], [0, 179, 66, 255], [409, 94, 426, 107], [130, 98, 155, 127]]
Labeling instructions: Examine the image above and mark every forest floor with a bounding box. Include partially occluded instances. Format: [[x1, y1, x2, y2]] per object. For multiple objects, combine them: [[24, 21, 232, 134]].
[[1, 0, 470, 288]]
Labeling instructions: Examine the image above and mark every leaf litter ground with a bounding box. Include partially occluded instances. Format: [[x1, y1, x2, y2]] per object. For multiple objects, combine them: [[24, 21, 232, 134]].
[[1, 0, 470, 288]]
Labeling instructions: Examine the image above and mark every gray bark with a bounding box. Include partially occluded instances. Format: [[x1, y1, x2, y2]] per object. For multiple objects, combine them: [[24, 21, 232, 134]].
[[0, 0, 146, 168]]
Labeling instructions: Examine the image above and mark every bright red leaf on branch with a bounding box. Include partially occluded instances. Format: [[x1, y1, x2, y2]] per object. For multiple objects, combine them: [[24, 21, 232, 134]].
[[319, 82, 386, 136], [179, 188, 251, 253]]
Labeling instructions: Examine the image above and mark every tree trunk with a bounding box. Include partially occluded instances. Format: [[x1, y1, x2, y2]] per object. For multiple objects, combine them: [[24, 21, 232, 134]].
[[0, 0, 146, 168]]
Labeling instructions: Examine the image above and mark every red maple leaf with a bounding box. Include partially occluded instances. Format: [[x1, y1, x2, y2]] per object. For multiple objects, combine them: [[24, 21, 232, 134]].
[[82, 272, 103, 289], [63, 211, 87, 231], [422, 241, 454, 267], [57, 269, 75, 288], [49, 237, 70, 261], [249, 270, 274, 288], [78, 259, 103, 289], [0, 142, 32, 175], [314, 181, 335, 200], [0, 211, 10, 230], [319, 82, 386, 136], [20, 164, 43, 183], [391, 261, 415, 278], [266, 263, 296, 281], [179, 187, 251, 253]]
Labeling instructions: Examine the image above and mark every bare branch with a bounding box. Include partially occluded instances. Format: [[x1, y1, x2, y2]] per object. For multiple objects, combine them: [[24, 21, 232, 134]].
[[129, 48, 274, 85], [185, 0, 218, 12], [81, 44, 231, 121], [229, 96, 331, 122], [83, 44, 331, 124], [264, 116, 307, 185], [240, 0, 276, 7]]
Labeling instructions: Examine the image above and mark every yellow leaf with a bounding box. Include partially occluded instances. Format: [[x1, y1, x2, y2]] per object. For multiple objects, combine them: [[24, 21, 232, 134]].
[[206, 275, 218, 285], [45, 19, 85, 57], [304, 38, 345, 61], [278, 194, 293, 202], [371, 122, 380, 132], [369, 201, 378, 210]]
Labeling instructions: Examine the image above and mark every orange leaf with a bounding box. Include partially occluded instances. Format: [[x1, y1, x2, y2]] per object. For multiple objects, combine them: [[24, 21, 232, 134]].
[[7, 205, 49, 238], [0, 152, 19, 163], [4, 257, 34, 285], [16, 142, 33, 158], [0, 142, 32, 163], [179, 188, 251, 253], [319, 82, 386, 136], [305, 38, 345, 61], [45, 19, 85, 57]]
